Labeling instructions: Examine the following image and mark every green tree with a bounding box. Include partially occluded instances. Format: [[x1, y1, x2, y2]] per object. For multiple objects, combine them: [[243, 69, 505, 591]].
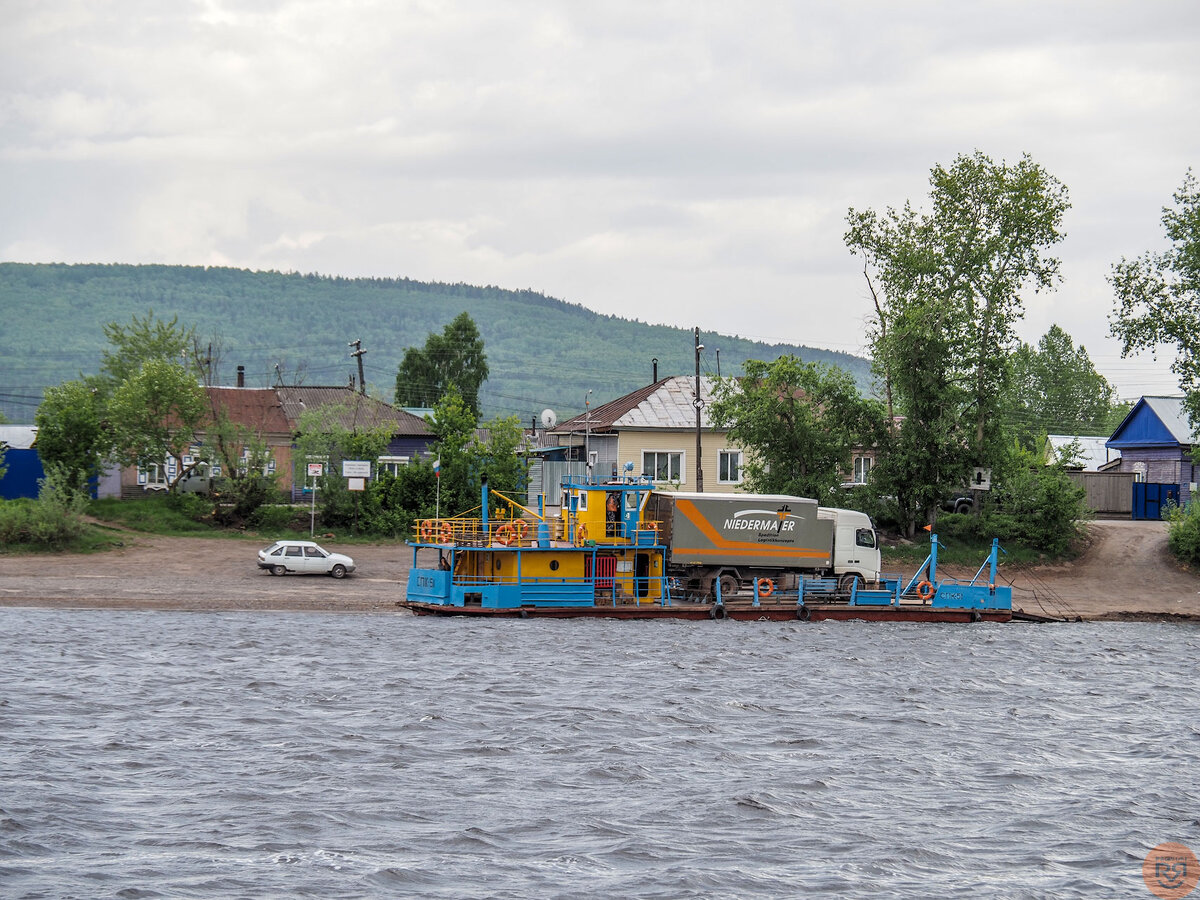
[[845, 151, 1070, 533], [710, 356, 886, 499], [394, 312, 489, 417], [106, 358, 208, 492], [1110, 170, 1200, 429], [34, 380, 107, 498], [94, 311, 196, 395], [293, 403, 394, 530], [1004, 325, 1124, 444], [425, 384, 481, 514]]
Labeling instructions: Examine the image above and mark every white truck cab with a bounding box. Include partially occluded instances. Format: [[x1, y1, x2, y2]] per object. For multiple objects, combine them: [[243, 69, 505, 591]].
[[819, 507, 881, 586]]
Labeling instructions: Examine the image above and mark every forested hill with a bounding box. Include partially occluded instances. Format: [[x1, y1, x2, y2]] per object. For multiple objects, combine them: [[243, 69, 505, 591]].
[[0, 263, 872, 423]]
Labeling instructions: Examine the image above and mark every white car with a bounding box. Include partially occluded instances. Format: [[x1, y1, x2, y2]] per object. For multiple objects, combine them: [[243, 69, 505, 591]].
[[257, 540, 355, 578]]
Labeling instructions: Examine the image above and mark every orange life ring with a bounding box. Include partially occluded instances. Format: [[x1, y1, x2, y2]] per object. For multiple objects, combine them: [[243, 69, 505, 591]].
[[576, 523, 588, 545], [511, 520, 528, 543], [419, 519, 437, 542], [439, 522, 454, 544], [757, 578, 775, 597], [916, 580, 935, 601], [496, 523, 515, 545]]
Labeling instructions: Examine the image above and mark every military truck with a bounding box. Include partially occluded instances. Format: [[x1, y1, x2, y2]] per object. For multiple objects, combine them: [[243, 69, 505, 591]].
[[644, 491, 881, 598]]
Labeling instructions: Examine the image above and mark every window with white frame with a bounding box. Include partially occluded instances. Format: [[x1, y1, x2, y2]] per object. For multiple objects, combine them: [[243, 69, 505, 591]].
[[853, 456, 872, 484], [718, 449, 743, 484], [138, 462, 168, 490], [377, 456, 411, 476], [643, 450, 683, 483]]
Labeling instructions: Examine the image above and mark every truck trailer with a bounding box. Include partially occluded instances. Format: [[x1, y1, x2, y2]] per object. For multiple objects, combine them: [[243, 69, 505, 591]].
[[644, 491, 881, 598]]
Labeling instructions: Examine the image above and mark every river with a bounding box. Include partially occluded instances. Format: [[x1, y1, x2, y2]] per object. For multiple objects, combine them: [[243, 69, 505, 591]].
[[2, 611, 1197, 898]]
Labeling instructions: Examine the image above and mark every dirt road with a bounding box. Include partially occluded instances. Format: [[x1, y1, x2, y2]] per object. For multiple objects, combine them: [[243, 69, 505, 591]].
[[1, 521, 1197, 620]]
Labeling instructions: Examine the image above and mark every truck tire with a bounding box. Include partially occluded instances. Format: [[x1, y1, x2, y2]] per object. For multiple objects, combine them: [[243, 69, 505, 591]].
[[717, 573, 739, 600], [838, 573, 862, 594]]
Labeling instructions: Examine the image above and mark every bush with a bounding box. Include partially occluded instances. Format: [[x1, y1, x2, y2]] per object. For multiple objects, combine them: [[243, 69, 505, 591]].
[[249, 504, 302, 533], [0, 489, 88, 549], [1165, 501, 1200, 567], [165, 490, 212, 522]]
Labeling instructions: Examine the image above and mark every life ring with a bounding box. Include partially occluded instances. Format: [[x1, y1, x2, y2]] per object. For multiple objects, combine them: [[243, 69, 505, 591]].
[[496, 523, 515, 545], [419, 519, 437, 542], [916, 580, 935, 601], [757, 578, 775, 597], [439, 522, 454, 544], [511, 520, 528, 543], [576, 523, 588, 545]]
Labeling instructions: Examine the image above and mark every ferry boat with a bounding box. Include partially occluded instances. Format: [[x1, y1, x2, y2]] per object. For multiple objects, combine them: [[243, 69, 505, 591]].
[[398, 476, 1017, 622]]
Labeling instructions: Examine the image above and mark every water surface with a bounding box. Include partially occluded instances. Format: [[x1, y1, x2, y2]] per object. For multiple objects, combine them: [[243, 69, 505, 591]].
[[2, 611, 1197, 898]]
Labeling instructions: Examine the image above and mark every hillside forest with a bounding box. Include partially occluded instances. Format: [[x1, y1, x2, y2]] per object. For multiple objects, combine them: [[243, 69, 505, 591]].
[[0, 262, 871, 424]]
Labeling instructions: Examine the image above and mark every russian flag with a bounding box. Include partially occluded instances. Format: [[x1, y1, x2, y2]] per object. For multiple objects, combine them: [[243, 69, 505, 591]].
[[433, 458, 441, 478]]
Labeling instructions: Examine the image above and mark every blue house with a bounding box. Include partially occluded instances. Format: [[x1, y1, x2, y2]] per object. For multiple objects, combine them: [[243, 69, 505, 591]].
[[0, 426, 45, 500], [1106, 396, 1196, 513]]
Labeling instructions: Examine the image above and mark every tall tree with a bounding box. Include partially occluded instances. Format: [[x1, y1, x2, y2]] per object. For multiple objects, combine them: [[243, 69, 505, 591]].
[[1004, 325, 1124, 442], [845, 151, 1070, 532], [394, 312, 489, 417], [106, 358, 208, 492], [710, 356, 886, 499], [94, 311, 196, 394], [34, 380, 108, 498], [1110, 170, 1200, 429]]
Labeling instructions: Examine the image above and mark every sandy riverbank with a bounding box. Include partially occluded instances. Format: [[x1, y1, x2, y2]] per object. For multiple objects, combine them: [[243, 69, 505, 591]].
[[1, 521, 1198, 621]]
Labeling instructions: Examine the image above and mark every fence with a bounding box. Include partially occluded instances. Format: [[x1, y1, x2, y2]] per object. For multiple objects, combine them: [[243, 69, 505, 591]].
[[1066, 471, 1136, 517]]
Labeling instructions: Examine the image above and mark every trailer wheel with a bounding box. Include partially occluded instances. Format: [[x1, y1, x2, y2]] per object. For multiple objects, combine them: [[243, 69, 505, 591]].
[[716, 573, 739, 600]]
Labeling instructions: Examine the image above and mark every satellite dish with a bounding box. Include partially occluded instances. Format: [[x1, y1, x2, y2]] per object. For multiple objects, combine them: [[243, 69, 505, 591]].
[[540, 408, 557, 428]]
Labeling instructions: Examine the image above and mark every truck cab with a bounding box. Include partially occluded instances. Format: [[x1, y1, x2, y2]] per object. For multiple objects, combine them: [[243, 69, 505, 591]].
[[819, 507, 881, 588]]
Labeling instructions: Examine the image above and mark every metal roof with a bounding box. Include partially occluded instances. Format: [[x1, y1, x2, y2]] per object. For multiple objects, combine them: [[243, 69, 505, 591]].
[[1107, 396, 1197, 449], [275, 386, 431, 435], [555, 376, 721, 432]]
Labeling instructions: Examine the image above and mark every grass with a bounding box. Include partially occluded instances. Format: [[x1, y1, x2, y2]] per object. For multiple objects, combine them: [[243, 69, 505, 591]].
[[879, 531, 1067, 570], [88, 496, 229, 537]]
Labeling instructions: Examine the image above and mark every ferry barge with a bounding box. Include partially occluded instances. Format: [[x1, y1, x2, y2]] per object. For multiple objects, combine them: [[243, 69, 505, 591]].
[[398, 477, 1016, 622]]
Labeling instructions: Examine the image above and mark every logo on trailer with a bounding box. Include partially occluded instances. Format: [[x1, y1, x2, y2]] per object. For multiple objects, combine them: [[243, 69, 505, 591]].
[[725, 505, 800, 534]]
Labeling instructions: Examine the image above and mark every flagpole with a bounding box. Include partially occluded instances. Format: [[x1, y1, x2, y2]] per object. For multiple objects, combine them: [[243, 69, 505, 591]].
[[434, 458, 441, 520]]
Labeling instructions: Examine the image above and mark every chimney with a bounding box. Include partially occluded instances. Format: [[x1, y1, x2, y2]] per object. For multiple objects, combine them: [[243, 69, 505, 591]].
[[652, 357, 658, 383], [237, 365, 245, 388]]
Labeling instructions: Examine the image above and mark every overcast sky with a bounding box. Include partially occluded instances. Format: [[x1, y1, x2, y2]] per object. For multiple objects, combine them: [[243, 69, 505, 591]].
[[3, 1, 1197, 399]]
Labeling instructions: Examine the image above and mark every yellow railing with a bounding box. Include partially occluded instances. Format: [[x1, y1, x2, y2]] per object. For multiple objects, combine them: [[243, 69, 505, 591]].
[[412, 516, 661, 547]]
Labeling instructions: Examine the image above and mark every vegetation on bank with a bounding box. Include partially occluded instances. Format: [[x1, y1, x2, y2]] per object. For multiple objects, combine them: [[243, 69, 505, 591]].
[[7, 152, 1200, 570]]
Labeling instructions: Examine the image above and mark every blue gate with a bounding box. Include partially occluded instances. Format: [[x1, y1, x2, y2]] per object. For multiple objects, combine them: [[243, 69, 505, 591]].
[[1132, 482, 1179, 520]]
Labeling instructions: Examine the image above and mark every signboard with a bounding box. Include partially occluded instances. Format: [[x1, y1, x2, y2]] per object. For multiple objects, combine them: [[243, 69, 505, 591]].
[[342, 460, 371, 479], [307, 463, 324, 478], [347, 478, 366, 492], [972, 467, 992, 491]]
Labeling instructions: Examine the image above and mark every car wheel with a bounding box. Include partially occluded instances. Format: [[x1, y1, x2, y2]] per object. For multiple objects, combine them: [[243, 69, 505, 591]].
[[271, 565, 287, 576], [955, 500, 972, 514], [330, 564, 347, 579]]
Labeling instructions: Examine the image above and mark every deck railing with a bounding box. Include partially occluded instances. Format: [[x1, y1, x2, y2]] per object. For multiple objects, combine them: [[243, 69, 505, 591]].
[[412, 516, 661, 547]]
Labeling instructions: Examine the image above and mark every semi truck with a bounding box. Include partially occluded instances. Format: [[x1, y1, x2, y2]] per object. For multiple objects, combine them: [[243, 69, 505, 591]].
[[644, 491, 881, 599]]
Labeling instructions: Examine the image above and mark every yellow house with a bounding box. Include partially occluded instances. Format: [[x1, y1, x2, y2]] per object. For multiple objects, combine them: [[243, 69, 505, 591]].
[[550, 376, 746, 491]]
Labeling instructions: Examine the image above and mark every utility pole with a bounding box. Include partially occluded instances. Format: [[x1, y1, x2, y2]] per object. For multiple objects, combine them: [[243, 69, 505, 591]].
[[694, 327, 704, 493], [349, 340, 367, 395]]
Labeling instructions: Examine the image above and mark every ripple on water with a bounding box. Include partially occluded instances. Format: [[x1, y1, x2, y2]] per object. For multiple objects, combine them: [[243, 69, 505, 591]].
[[0, 612, 1198, 898]]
